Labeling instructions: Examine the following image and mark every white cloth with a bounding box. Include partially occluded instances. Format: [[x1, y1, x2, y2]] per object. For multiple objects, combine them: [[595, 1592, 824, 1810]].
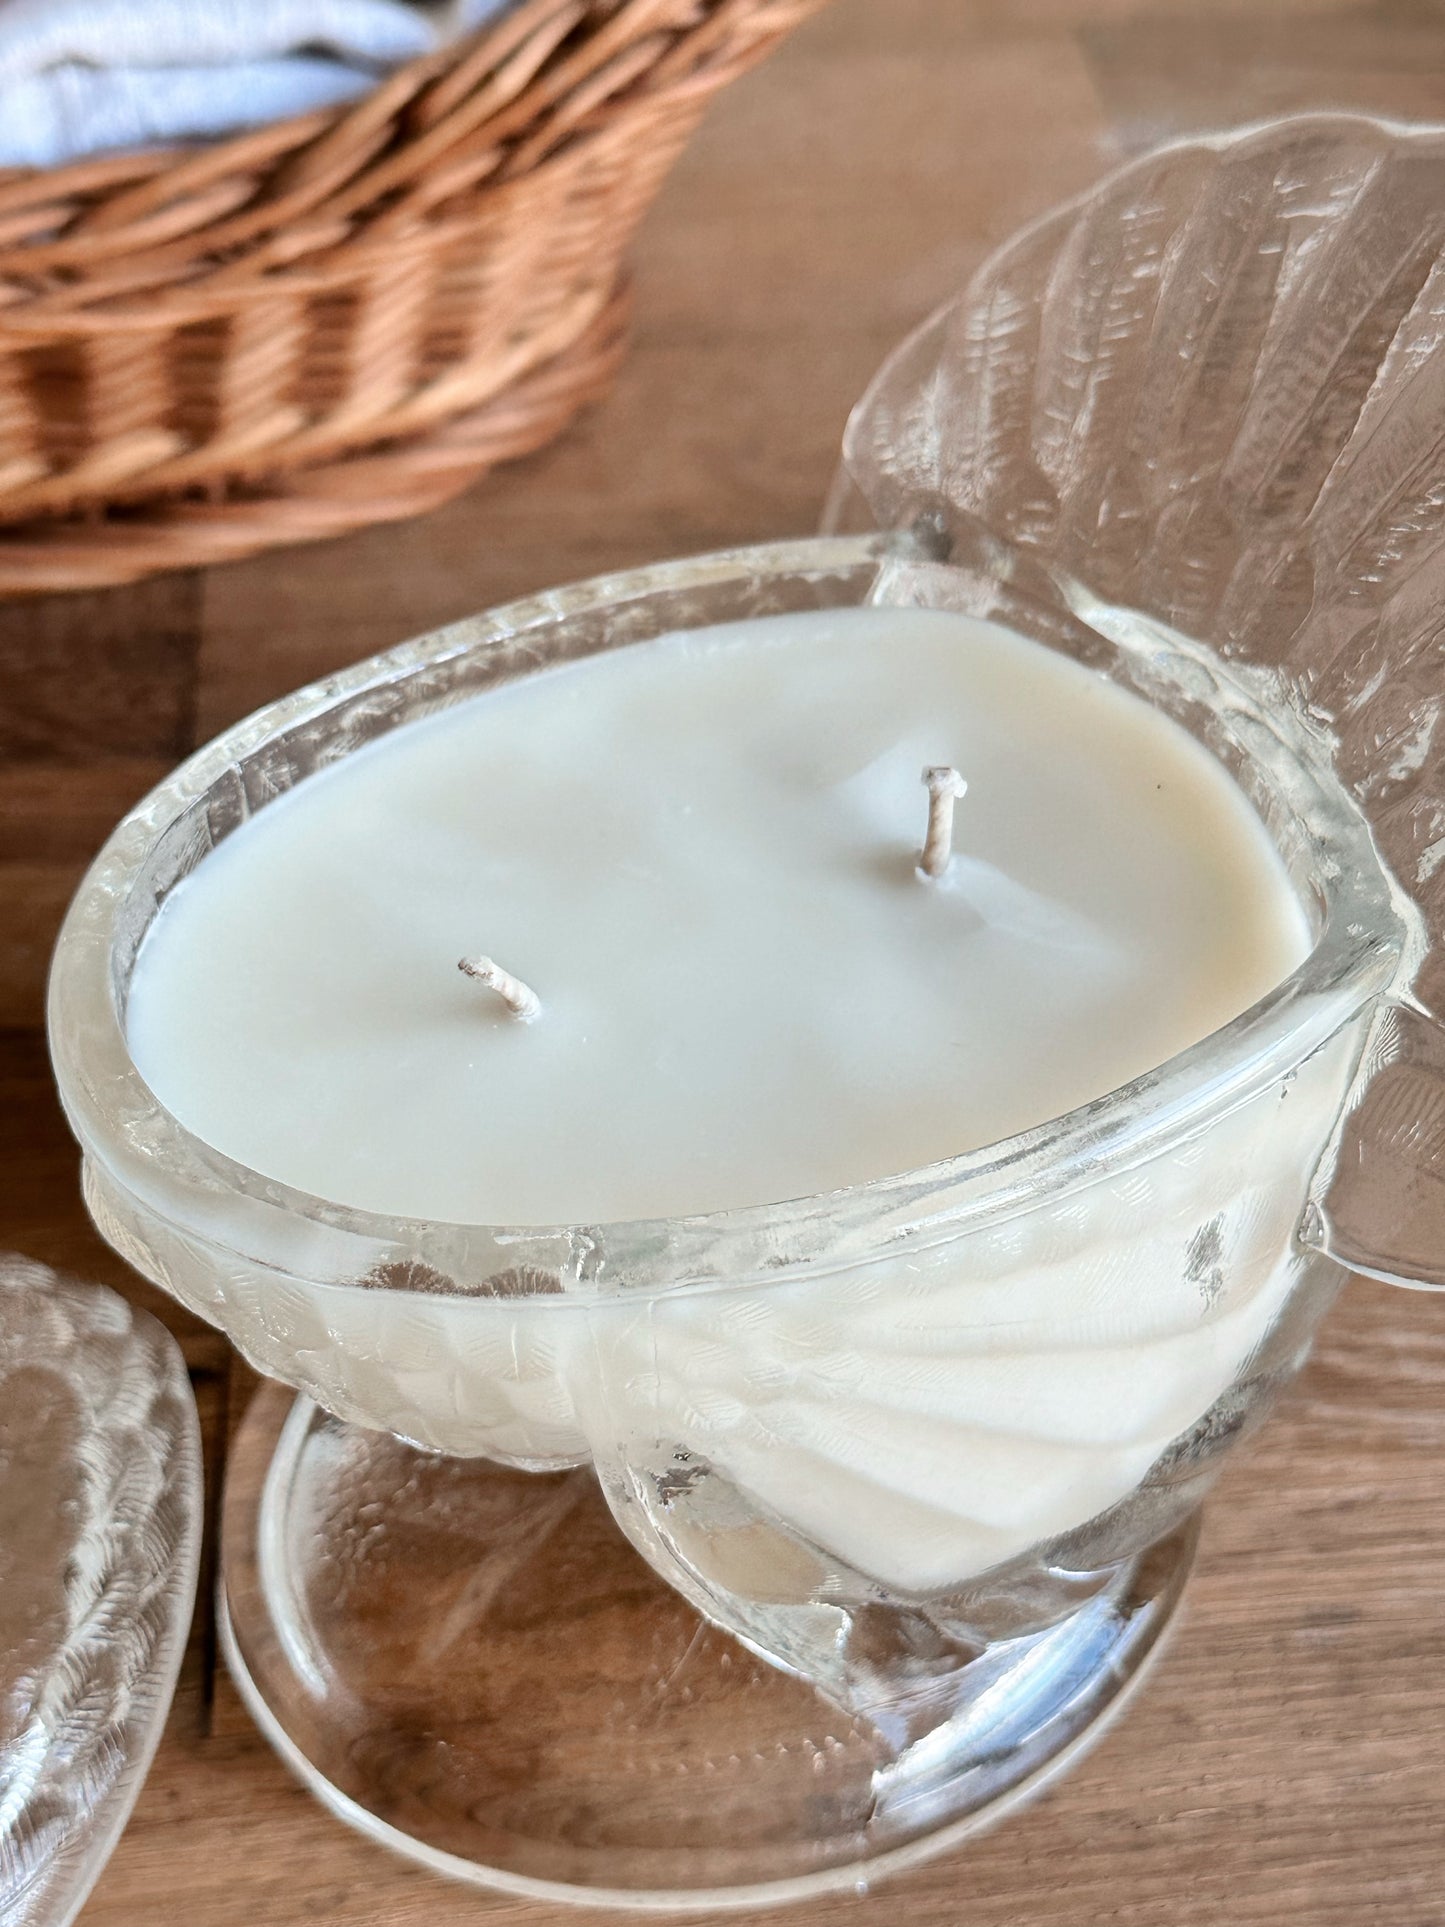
[[0, 0, 513, 168]]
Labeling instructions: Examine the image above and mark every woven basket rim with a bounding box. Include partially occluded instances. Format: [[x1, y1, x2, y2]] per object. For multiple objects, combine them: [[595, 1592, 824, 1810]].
[[0, 0, 782, 288]]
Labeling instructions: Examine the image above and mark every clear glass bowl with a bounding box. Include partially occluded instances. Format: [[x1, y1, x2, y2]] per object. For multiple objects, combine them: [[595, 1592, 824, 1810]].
[[47, 529, 1420, 1906], [50, 110, 1445, 1910]]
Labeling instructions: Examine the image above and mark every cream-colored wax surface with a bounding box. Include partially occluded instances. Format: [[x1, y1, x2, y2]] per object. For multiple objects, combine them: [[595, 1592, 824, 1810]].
[[127, 607, 1308, 1225]]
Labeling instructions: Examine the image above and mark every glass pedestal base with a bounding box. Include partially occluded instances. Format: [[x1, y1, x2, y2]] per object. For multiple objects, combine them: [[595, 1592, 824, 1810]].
[[220, 1384, 1196, 1912]]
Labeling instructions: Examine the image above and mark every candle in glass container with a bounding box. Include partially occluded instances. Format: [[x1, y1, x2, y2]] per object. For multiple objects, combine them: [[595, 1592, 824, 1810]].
[[126, 605, 1308, 1225], [108, 599, 1336, 1593]]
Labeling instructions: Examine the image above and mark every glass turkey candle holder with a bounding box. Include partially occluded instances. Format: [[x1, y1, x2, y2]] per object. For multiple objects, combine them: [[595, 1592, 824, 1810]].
[[48, 113, 1445, 1911]]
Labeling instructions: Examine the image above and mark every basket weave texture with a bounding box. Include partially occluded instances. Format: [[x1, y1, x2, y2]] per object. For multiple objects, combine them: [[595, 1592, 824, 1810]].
[[0, 0, 824, 594]]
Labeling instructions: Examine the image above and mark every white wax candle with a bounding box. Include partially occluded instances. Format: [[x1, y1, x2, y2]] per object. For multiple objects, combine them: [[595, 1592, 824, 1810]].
[[127, 606, 1308, 1224]]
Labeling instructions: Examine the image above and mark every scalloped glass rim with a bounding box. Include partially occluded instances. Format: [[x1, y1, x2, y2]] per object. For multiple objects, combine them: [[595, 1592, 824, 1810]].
[[48, 534, 1407, 1297]]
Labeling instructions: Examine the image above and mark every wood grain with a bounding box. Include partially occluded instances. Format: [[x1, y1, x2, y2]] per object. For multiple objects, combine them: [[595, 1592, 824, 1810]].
[[1, 1, 1442, 1922]]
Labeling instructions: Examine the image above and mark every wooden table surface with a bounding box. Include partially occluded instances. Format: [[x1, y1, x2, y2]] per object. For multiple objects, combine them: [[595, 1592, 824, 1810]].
[[4, 1, 1445, 1922]]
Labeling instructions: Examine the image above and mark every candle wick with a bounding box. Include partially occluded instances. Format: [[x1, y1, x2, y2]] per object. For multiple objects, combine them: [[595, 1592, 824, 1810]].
[[919, 765, 967, 879], [458, 955, 542, 1022]]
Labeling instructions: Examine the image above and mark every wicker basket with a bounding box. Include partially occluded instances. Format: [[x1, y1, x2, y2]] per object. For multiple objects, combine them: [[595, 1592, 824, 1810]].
[[0, 0, 824, 594]]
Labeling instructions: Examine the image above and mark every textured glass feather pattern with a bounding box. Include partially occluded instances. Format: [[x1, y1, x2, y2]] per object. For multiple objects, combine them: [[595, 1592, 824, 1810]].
[[0, 1255, 201, 1927]]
